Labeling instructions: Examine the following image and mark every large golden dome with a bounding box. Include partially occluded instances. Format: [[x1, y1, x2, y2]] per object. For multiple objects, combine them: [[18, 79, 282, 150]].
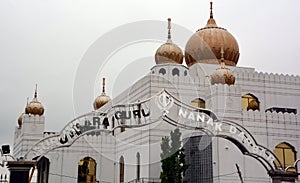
[[25, 85, 45, 116], [185, 2, 240, 67], [155, 18, 183, 65], [211, 48, 235, 85], [94, 78, 111, 110]]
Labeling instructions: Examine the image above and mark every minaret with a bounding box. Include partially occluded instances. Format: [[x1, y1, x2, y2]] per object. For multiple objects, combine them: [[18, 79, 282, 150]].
[[13, 85, 46, 158]]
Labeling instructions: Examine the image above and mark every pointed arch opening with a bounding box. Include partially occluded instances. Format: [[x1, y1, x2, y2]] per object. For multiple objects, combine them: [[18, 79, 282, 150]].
[[242, 93, 260, 111], [77, 157, 97, 183], [119, 156, 125, 183], [274, 142, 297, 173]]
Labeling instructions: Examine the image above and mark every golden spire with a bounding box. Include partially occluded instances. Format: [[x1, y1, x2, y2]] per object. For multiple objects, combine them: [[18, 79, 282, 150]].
[[220, 46, 225, 68], [102, 77, 106, 93], [93, 77, 111, 110], [210, 1, 213, 19], [167, 18, 172, 43], [34, 84, 38, 98]]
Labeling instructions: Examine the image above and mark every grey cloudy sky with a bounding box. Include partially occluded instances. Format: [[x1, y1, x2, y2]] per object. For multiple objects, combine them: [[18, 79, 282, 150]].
[[0, 0, 300, 148]]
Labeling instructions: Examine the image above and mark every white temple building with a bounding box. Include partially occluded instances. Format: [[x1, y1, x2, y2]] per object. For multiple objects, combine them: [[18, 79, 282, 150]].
[[12, 2, 299, 183]]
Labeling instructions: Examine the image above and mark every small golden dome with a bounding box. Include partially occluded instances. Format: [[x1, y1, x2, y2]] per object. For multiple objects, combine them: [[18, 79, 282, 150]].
[[211, 48, 235, 85], [18, 113, 24, 128], [155, 18, 183, 65], [94, 78, 111, 110], [25, 85, 45, 116], [185, 2, 240, 67]]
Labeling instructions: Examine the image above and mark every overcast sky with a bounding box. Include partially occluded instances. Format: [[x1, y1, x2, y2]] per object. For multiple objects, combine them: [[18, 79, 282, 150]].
[[0, 0, 300, 149]]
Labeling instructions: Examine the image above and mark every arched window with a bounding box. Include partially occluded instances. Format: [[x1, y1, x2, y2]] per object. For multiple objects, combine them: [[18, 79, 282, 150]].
[[159, 68, 166, 75], [242, 94, 260, 111], [77, 157, 97, 183], [136, 153, 140, 181], [119, 156, 125, 183], [172, 68, 180, 76], [191, 98, 205, 109], [274, 142, 297, 173]]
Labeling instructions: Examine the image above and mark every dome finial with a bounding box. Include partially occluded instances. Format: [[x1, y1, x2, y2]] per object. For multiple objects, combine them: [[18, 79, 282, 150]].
[[167, 18, 172, 43], [220, 46, 225, 67], [34, 84, 38, 98], [210, 1, 213, 19], [94, 77, 111, 110], [102, 77, 106, 93]]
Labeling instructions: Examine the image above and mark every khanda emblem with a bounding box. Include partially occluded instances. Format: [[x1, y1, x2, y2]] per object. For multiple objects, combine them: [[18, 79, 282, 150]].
[[156, 91, 174, 115]]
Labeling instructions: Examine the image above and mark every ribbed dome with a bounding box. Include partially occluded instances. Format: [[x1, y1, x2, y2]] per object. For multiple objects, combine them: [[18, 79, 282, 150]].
[[94, 78, 111, 110], [211, 62, 235, 85], [185, 2, 240, 67], [155, 18, 183, 65], [210, 48, 236, 85], [25, 86, 45, 116]]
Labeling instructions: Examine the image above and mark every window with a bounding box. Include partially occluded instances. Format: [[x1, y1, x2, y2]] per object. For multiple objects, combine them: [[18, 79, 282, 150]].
[[191, 98, 205, 109], [159, 68, 166, 75], [37, 156, 50, 183], [274, 143, 297, 173], [265, 107, 297, 114], [119, 156, 125, 183], [172, 68, 180, 76], [242, 94, 260, 111], [77, 157, 97, 183], [120, 118, 125, 133], [136, 153, 140, 181]]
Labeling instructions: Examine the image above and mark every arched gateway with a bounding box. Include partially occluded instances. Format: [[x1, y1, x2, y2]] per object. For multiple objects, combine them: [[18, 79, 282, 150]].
[[23, 90, 298, 182]]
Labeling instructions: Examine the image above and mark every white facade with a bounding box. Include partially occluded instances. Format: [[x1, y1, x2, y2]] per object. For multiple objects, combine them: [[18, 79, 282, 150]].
[[12, 62, 300, 183], [11, 5, 300, 182]]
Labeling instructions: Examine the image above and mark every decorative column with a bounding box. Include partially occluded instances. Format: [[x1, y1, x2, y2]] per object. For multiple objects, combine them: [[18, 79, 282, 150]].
[[7, 161, 35, 183]]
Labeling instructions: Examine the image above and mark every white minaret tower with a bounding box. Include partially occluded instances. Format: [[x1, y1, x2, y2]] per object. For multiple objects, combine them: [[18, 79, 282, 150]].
[[13, 85, 46, 159]]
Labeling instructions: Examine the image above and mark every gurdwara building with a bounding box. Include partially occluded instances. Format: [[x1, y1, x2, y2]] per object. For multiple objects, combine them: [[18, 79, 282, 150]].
[[12, 2, 299, 183]]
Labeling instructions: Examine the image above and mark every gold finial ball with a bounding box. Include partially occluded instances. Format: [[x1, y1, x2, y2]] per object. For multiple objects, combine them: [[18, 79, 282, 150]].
[[155, 42, 183, 65], [185, 19, 240, 67], [18, 113, 24, 128], [93, 93, 111, 110], [211, 65, 235, 85], [25, 98, 45, 116]]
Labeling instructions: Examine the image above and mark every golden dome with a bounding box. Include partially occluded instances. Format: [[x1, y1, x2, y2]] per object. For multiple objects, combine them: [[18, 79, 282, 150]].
[[94, 78, 111, 110], [25, 85, 45, 116], [211, 48, 235, 85], [18, 113, 24, 128], [155, 18, 183, 65], [185, 2, 240, 67]]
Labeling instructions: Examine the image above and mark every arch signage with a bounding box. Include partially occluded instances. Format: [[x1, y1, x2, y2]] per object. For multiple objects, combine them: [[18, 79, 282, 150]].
[[25, 90, 283, 174]]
